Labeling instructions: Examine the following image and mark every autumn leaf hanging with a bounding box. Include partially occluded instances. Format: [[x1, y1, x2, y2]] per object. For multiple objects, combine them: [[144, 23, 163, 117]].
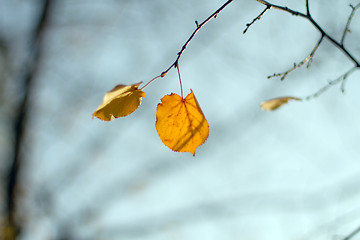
[[155, 90, 209, 156], [92, 82, 145, 121]]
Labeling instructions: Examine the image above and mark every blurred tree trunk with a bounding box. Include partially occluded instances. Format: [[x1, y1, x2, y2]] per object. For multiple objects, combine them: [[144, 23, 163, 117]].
[[4, 0, 53, 239]]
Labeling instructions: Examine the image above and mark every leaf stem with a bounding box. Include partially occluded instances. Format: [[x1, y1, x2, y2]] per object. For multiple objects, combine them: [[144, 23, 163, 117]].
[[176, 63, 184, 99], [140, 75, 161, 90]]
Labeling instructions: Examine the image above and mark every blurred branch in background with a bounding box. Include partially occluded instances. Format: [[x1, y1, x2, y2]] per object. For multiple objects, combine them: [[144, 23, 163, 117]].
[[342, 225, 360, 240], [85, 171, 360, 239], [2, 0, 54, 239], [33, 160, 360, 239], [0, 37, 10, 105]]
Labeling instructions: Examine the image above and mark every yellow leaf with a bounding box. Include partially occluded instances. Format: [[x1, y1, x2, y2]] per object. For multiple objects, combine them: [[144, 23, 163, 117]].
[[92, 82, 145, 121], [261, 96, 301, 111], [155, 90, 209, 156]]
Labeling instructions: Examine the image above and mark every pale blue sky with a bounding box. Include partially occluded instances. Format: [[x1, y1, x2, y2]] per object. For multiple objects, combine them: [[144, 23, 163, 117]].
[[1, 0, 360, 239]]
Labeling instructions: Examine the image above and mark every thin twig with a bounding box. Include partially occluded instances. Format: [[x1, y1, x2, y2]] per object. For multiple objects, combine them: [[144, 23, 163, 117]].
[[141, 0, 234, 89], [243, 5, 270, 34], [305, 66, 357, 100], [256, 0, 307, 17], [341, 3, 360, 45], [162, 0, 233, 76], [268, 35, 324, 80]]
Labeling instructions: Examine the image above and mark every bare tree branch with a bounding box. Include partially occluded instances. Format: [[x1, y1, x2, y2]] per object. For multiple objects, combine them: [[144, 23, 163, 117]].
[[305, 0, 310, 16], [243, 0, 360, 98], [248, 0, 360, 68]]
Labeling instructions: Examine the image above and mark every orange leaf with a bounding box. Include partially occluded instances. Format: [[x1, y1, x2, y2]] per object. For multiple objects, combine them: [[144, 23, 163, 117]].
[[92, 82, 145, 121], [261, 96, 301, 111], [155, 90, 209, 156]]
